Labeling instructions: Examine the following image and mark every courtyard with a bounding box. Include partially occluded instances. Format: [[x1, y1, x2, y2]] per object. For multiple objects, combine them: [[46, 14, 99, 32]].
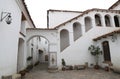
[[24, 64, 120, 79]]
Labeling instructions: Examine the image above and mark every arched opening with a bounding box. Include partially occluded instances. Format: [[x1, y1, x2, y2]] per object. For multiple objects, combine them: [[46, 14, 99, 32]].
[[27, 36, 49, 70], [95, 14, 102, 26], [114, 15, 120, 27], [105, 15, 111, 27], [17, 38, 25, 72], [85, 16, 92, 32], [102, 41, 111, 62], [60, 29, 70, 52], [73, 22, 82, 41]]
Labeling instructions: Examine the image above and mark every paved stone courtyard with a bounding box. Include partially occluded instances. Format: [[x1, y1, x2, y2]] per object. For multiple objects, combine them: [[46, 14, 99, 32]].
[[24, 64, 120, 79]]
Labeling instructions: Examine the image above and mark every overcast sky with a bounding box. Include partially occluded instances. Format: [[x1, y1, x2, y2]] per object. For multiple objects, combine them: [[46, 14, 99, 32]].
[[25, 0, 118, 28]]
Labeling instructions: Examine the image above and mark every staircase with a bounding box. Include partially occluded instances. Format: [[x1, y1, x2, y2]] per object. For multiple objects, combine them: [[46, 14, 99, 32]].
[[59, 27, 119, 66]]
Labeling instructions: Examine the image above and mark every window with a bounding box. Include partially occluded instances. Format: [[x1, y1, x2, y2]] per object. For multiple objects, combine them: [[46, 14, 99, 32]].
[[60, 29, 70, 52], [95, 14, 101, 26], [73, 22, 82, 41], [114, 15, 120, 27], [85, 17, 92, 32], [45, 55, 48, 61]]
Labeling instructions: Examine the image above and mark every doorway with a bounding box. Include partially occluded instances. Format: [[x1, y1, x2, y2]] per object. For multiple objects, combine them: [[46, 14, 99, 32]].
[[102, 41, 111, 62]]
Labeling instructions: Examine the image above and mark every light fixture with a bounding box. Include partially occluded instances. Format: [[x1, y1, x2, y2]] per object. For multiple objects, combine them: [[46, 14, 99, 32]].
[[111, 34, 117, 42], [0, 12, 12, 24]]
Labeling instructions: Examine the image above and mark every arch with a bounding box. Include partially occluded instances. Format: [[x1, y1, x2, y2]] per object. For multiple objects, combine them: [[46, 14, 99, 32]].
[[27, 35, 50, 44], [102, 41, 111, 62], [28, 36, 49, 62], [85, 16, 92, 32], [73, 22, 82, 41], [95, 14, 102, 26], [105, 15, 111, 27], [60, 29, 70, 52], [114, 15, 120, 27], [26, 29, 57, 68]]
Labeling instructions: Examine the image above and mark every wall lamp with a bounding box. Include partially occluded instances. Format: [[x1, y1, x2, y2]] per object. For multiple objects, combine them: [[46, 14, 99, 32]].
[[0, 12, 12, 24], [111, 34, 117, 42]]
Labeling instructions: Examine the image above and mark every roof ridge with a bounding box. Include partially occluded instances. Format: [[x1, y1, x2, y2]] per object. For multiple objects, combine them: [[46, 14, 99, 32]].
[[53, 8, 120, 29], [93, 29, 120, 41], [27, 28, 55, 30]]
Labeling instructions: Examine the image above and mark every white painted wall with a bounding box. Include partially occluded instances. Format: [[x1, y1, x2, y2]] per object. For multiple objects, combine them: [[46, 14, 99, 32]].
[[0, 0, 35, 78], [56, 10, 120, 69], [27, 37, 39, 66], [95, 34, 120, 69], [48, 11, 82, 28], [17, 38, 25, 72], [32, 37, 39, 65], [38, 37, 49, 63], [0, 0, 22, 78]]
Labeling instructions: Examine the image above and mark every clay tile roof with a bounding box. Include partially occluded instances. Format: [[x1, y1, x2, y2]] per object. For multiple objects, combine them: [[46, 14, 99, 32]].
[[109, 0, 120, 9], [93, 29, 120, 41], [21, 0, 36, 28], [48, 9, 83, 13], [53, 8, 120, 29], [27, 28, 56, 30]]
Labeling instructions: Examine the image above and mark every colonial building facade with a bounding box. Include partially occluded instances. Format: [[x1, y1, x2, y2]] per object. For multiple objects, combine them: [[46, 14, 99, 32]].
[[0, 0, 120, 79]]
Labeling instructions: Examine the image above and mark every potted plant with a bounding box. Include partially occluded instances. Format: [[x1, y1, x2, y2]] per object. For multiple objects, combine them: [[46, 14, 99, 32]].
[[19, 70, 26, 77], [27, 56, 32, 61], [61, 59, 66, 70], [88, 45, 102, 69]]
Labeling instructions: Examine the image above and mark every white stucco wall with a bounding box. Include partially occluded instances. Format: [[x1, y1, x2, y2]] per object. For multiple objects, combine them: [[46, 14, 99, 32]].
[[27, 37, 39, 66], [0, 0, 22, 78], [38, 37, 49, 63], [56, 10, 120, 69], [32, 37, 39, 65], [17, 38, 26, 72], [48, 11, 82, 28], [95, 34, 120, 69]]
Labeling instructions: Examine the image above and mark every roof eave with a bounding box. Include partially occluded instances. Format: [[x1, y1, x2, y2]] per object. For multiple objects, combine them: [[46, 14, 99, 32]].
[[16, 0, 36, 28], [109, 0, 120, 10]]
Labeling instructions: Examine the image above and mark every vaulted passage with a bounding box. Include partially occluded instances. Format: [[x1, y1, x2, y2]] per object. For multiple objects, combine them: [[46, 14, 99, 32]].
[[27, 36, 49, 69], [26, 28, 58, 68]]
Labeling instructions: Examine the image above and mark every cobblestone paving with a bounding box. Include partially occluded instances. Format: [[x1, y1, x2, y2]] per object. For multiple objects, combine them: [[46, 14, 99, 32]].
[[24, 64, 120, 79]]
